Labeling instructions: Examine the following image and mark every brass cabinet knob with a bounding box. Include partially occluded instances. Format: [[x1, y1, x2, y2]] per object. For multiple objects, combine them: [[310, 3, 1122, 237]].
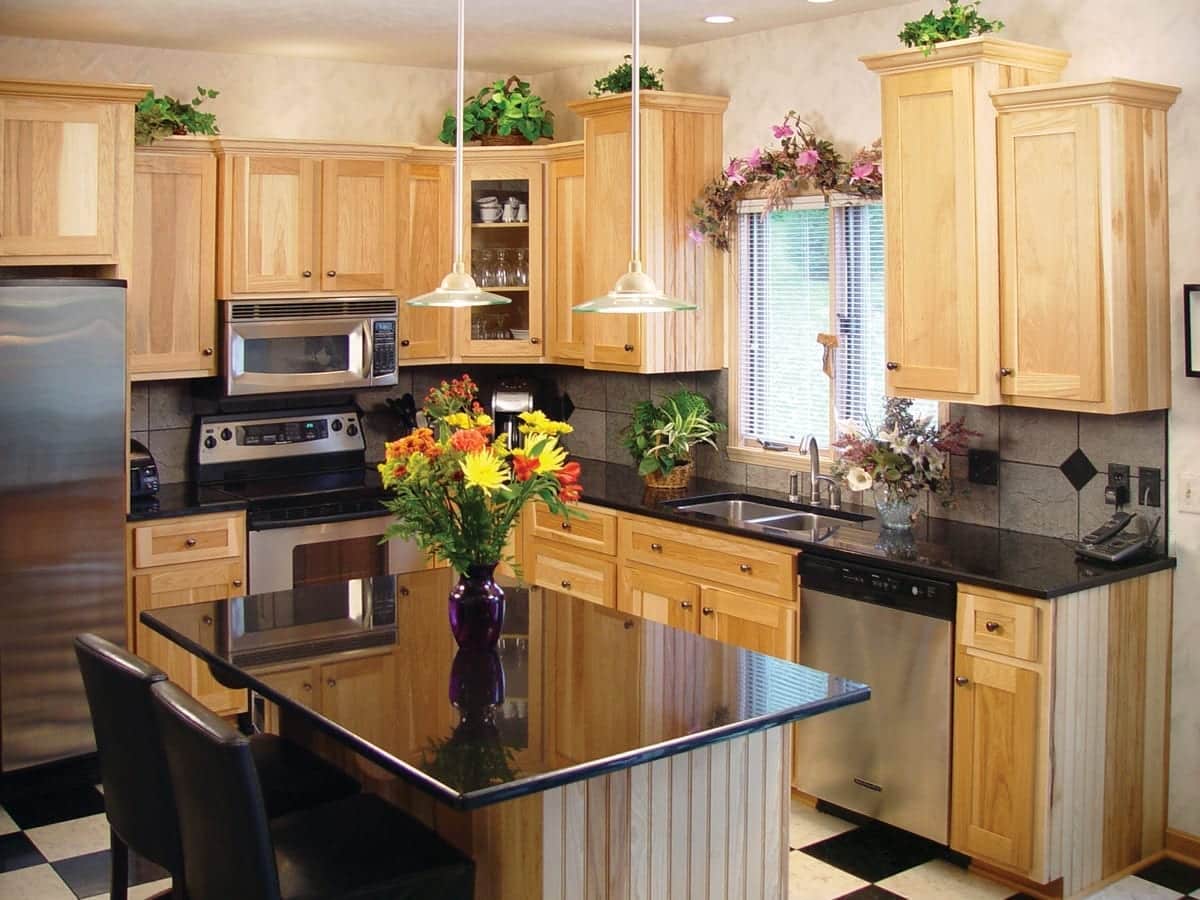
[[326, 270, 337, 277], [202, 615, 213, 626], [560, 580, 572, 590], [739, 563, 752, 573], [955, 676, 969, 686], [400, 339, 411, 347], [623, 344, 634, 352], [985, 620, 1001, 632], [232, 579, 242, 587], [326, 679, 337, 688], [302, 270, 312, 278], [886, 361, 900, 371], [702, 606, 714, 616], [1000, 368, 1014, 377], [530, 337, 541, 345], [398, 586, 410, 597], [680, 600, 693, 609], [302, 682, 312, 692], [202, 347, 214, 356], [185, 537, 197, 547], [560, 521, 571, 530], [650, 542, 663, 552]]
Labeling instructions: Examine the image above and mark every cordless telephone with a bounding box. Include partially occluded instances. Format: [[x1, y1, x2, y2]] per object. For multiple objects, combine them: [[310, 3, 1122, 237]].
[[1075, 511, 1160, 564]]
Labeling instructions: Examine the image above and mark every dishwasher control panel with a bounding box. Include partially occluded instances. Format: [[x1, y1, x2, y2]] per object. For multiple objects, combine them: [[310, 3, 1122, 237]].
[[799, 554, 955, 620]]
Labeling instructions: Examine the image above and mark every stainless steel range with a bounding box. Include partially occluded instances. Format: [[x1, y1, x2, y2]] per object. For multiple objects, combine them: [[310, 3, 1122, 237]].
[[195, 406, 423, 597]]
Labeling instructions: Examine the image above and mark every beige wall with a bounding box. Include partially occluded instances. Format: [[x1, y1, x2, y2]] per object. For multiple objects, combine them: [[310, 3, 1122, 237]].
[[0, 36, 510, 144], [548, 0, 1200, 837]]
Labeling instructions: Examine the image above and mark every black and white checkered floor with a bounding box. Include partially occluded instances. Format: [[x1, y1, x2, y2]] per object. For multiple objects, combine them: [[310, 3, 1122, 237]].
[[2, 761, 1198, 899]]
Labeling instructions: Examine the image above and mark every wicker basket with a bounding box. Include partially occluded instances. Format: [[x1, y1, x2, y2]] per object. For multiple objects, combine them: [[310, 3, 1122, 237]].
[[478, 133, 532, 146], [643, 462, 693, 490]]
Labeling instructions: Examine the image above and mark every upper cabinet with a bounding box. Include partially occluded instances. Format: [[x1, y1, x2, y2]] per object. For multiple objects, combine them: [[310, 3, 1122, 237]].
[[129, 140, 218, 379], [546, 151, 586, 363], [396, 160, 454, 362], [993, 79, 1179, 413], [861, 39, 1070, 405], [568, 91, 729, 373], [217, 143, 398, 298], [0, 79, 144, 267]]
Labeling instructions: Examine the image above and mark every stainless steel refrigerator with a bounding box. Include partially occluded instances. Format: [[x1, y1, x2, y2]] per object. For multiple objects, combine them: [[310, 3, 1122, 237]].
[[0, 278, 127, 771]]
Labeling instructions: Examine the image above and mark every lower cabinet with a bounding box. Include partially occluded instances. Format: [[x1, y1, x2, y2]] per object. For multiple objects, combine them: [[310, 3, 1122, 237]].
[[127, 512, 249, 717], [527, 543, 615, 608]]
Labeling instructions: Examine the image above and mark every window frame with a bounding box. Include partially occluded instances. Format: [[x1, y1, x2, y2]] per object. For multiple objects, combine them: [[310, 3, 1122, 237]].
[[725, 193, 943, 473]]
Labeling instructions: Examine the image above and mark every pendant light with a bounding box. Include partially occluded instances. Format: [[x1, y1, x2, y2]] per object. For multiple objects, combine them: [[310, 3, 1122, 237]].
[[407, 0, 509, 308], [572, 0, 697, 314]]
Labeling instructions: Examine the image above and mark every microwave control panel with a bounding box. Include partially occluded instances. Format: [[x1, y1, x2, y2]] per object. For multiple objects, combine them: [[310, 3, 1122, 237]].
[[372, 319, 397, 379]]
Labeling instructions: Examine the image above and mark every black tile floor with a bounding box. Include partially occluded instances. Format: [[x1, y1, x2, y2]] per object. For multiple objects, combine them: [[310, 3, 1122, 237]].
[[2, 759, 1199, 898]]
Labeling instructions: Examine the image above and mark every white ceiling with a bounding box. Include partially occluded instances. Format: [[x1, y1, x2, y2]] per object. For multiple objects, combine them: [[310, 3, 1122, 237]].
[[0, 0, 914, 73]]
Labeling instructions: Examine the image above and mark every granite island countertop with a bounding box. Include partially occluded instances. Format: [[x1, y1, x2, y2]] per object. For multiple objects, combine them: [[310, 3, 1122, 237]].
[[572, 458, 1175, 599]]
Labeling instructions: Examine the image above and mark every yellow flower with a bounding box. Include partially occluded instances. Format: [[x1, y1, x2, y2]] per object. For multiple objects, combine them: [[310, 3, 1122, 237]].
[[517, 410, 573, 436], [473, 413, 493, 429], [444, 412, 472, 430], [515, 434, 567, 474], [460, 449, 509, 494]]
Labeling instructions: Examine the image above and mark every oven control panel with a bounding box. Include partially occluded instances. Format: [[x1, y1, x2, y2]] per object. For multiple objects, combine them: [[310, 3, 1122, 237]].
[[197, 409, 364, 466]]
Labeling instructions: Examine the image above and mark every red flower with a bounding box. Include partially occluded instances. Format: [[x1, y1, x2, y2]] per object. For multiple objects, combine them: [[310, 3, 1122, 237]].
[[555, 461, 583, 502], [512, 454, 541, 482]]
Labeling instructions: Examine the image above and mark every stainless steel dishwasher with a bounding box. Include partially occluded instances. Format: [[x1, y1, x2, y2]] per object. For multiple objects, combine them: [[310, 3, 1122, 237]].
[[793, 553, 955, 844]]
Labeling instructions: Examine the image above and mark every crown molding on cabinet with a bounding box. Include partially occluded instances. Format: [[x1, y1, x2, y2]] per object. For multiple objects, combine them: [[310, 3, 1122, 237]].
[[991, 77, 1182, 112], [0, 78, 149, 102], [859, 36, 1071, 76], [566, 89, 730, 117]]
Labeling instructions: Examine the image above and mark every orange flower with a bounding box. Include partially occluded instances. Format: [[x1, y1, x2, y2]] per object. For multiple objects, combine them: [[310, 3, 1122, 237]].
[[555, 461, 583, 502], [512, 454, 541, 482], [450, 428, 487, 453]]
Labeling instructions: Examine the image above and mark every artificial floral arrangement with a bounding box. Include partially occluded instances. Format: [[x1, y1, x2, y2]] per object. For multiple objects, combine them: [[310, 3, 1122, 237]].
[[689, 111, 883, 251], [134, 87, 220, 146], [621, 390, 725, 488], [589, 54, 665, 96], [379, 375, 582, 575], [439, 76, 555, 145], [898, 0, 1005, 56], [831, 398, 977, 526]]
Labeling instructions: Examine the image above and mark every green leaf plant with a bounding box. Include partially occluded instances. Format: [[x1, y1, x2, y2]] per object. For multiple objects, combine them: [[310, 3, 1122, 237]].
[[621, 390, 726, 478], [134, 86, 220, 146], [438, 76, 555, 144], [897, 0, 1005, 56], [589, 55, 665, 97]]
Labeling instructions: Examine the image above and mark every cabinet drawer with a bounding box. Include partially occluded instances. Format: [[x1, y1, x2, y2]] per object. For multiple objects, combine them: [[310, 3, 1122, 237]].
[[529, 544, 615, 608], [958, 589, 1040, 662], [529, 502, 617, 556], [621, 516, 795, 600], [132, 513, 244, 568]]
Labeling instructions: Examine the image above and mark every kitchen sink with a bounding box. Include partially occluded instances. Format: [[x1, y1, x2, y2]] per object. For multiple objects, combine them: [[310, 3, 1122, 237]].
[[661, 493, 871, 529], [670, 498, 797, 521], [746, 512, 822, 531]]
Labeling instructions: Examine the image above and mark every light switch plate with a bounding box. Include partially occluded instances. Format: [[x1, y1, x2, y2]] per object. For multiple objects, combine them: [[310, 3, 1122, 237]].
[[1180, 472, 1200, 515]]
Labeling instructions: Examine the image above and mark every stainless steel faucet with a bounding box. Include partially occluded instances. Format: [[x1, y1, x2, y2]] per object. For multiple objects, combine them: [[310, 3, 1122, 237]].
[[797, 435, 842, 511]]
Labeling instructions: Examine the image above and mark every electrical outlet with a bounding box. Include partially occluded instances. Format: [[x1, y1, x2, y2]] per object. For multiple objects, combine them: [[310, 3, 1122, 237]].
[[1137, 466, 1162, 507], [1106, 463, 1131, 506], [967, 448, 999, 486], [1181, 471, 1200, 515]]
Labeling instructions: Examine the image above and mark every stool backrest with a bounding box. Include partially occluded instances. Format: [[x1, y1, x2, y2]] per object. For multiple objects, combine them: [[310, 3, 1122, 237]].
[[151, 680, 281, 900], [73, 634, 181, 873]]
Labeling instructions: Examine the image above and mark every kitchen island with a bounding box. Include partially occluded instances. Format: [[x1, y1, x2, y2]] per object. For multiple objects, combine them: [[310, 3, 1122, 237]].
[[141, 567, 868, 899]]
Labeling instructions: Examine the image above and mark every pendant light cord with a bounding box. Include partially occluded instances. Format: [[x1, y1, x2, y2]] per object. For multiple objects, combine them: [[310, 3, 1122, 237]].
[[453, 0, 466, 270], [630, 0, 640, 269]]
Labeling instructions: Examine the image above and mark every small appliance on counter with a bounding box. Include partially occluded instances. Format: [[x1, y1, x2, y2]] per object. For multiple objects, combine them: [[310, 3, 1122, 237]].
[[492, 378, 537, 447], [129, 438, 160, 499], [1075, 511, 1161, 564]]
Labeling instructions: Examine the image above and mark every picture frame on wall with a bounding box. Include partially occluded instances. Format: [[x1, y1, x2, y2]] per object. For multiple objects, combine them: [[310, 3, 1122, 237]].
[[1187, 284, 1200, 377]]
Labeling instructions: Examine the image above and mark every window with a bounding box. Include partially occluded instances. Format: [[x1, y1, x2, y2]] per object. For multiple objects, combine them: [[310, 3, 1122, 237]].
[[733, 198, 935, 456]]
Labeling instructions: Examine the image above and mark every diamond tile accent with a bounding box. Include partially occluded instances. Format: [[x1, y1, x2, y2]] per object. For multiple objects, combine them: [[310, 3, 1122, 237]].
[[1059, 447, 1099, 492]]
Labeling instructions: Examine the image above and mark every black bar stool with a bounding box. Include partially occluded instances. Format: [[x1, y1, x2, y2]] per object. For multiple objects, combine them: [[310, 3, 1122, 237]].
[[74, 634, 361, 900], [150, 679, 474, 900]]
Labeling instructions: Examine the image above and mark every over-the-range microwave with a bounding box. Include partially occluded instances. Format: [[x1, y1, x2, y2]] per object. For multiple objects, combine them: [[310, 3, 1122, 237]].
[[223, 297, 398, 396]]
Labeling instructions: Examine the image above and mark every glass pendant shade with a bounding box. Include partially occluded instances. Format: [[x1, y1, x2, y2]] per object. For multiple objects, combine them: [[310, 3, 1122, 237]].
[[407, 262, 511, 308], [572, 260, 697, 313]]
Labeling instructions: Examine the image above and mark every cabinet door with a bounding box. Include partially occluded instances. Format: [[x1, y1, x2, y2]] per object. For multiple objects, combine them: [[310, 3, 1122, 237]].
[[528, 544, 616, 608], [618, 565, 698, 632], [129, 150, 218, 378], [320, 652, 396, 751], [0, 96, 118, 259], [133, 560, 247, 716], [457, 160, 545, 359], [881, 66, 979, 397], [997, 105, 1102, 403], [698, 585, 795, 660], [320, 158, 397, 292], [254, 664, 319, 734], [582, 111, 643, 370], [547, 155, 586, 362], [396, 162, 453, 360], [951, 649, 1039, 873], [229, 155, 319, 293]]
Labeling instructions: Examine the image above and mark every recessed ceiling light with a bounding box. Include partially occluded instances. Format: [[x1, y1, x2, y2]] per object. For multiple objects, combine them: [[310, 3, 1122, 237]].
[[807, 0, 836, 4], [704, 14, 736, 24]]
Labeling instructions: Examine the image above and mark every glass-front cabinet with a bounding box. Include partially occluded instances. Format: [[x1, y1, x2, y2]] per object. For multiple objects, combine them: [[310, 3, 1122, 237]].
[[457, 161, 544, 358]]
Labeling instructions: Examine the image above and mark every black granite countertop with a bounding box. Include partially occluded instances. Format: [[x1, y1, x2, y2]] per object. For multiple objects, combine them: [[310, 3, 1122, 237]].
[[127, 483, 247, 522], [140, 569, 869, 810], [573, 459, 1175, 599]]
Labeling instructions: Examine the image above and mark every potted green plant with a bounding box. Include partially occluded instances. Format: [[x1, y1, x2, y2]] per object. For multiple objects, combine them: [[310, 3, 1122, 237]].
[[589, 55, 665, 97], [134, 87, 220, 146], [898, 0, 1005, 56], [621, 390, 725, 489], [439, 76, 555, 146]]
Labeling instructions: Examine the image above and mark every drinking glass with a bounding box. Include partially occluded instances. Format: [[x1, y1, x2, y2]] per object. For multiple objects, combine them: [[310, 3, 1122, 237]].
[[477, 249, 495, 287], [514, 249, 529, 286], [496, 249, 512, 288]]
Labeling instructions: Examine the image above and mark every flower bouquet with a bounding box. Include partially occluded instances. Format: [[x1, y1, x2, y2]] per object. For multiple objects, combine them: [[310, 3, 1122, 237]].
[[379, 375, 583, 647], [831, 398, 977, 529]]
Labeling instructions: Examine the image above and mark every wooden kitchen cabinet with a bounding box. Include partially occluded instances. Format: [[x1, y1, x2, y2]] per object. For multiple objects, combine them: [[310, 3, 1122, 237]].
[[546, 152, 586, 362], [129, 140, 218, 379], [0, 80, 143, 266], [320, 158, 397, 292], [567, 91, 728, 373], [396, 160, 453, 362], [528, 544, 615, 609], [619, 565, 699, 631], [861, 38, 1069, 405], [993, 79, 1179, 412], [127, 511, 249, 717], [320, 652, 396, 749], [698, 584, 795, 660]]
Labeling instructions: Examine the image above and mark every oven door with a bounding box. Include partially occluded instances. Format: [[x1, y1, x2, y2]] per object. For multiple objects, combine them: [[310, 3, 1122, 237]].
[[225, 317, 372, 396], [247, 515, 426, 596]]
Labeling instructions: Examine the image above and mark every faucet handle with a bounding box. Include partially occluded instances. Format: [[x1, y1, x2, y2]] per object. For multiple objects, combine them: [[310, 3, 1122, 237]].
[[788, 471, 802, 504]]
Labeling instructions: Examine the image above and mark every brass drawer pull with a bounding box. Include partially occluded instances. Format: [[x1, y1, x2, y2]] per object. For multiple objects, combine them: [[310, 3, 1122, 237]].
[[185, 537, 198, 547], [886, 361, 900, 371], [302, 682, 312, 692], [326, 679, 337, 688], [955, 676, 969, 686], [302, 270, 312, 278], [560, 580, 572, 590], [702, 606, 714, 616], [650, 542, 663, 552], [202, 347, 214, 356], [399, 586, 411, 597], [400, 339, 411, 347], [560, 521, 571, 530], [232, 579, 242, 588], [202, 615, 213, 626], [739, 563, 752, 573], [326, 270, 337, 277], [680, 601, 693, 609], [623, 344, 634, 352], [985, 621, 1001, 633], [1000, 368, 1014, 377]]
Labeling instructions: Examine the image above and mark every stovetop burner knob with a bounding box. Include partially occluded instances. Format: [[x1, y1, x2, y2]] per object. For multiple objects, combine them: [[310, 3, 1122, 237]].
[[346, 423, 359, 437], [331, 419, 343, 432], [220, 428, 233, 441], [203, 436, 217, 449]]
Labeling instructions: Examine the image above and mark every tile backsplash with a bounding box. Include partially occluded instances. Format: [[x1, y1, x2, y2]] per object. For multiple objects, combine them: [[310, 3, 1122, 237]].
[[134, 368, 1169, 547]]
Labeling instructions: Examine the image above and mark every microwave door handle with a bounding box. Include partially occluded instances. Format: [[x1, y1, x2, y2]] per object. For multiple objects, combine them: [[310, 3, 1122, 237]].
[[357, 321, 370, 383]]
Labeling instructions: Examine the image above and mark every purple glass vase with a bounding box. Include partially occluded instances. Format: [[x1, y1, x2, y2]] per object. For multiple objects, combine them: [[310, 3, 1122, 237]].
[[448, 563, 505, 650]]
